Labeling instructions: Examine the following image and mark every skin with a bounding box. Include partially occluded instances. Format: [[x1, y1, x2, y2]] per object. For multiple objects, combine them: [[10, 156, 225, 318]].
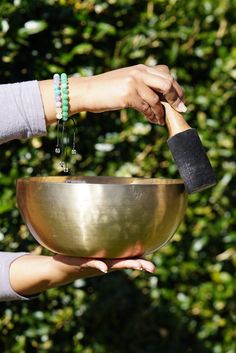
[[10, 255, 155, 296], [39, 64, 186, 126], [10, 64, 186, 297]]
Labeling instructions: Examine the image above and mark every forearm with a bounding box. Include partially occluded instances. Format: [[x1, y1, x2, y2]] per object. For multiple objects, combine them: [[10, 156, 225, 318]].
[[0, 252, 33, 301], [9, 254, 105, 297], [9, 254, 53, 296], [9, 254, 86, 296], [8, 253, 155, 298]]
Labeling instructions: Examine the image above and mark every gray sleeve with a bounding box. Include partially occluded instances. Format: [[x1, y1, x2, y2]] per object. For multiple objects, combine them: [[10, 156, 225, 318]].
[[0, 81, 46, 301], [0, 80, 47, 144], [0, 252, 34, 301]]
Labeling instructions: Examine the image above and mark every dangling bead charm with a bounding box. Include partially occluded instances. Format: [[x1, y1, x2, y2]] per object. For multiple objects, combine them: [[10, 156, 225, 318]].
[[55, 146, 61, 154], [70, 117, 77, 156]]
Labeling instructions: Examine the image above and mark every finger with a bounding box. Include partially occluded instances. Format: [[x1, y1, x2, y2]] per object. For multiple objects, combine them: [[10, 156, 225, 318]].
[[106, 258, 155, 273], [106, 259, 143, 271], [136, 70, 186, 113], [57, 255, 109, 274], [155, 64, 170, 73], [80, 259, 108, 273], [164, 88, 187, 113], [155, 65, 186, 104], [137, 84, 165, 125], [151, 65, 186, 105], [134, 259, 156, 273], [128, 91, 159, 124], [155, 69, 185, 103], [148, 70, 186, 112]]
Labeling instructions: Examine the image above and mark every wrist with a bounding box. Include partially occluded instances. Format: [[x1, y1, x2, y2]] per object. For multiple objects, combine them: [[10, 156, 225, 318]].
[[68, 76, 90, 113], [39, 75, 90, 126]]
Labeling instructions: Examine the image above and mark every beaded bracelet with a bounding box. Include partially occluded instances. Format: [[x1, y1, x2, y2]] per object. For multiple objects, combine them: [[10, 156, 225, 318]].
[[53, 72, 77, 173], [54, 73, 62, 155], [61, 73, 69, 121], [53, 73, 62, 120]]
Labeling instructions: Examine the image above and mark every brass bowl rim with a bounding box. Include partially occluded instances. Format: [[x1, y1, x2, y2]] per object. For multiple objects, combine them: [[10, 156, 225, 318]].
[[16, 176, 185, 186]]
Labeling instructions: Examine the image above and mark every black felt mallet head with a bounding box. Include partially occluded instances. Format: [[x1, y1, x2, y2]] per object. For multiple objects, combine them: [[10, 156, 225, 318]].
[[163, 102, 216, 194]]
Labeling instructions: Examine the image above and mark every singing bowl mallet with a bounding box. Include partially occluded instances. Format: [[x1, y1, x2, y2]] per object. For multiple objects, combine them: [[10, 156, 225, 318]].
[[163, 102, 216, 194]]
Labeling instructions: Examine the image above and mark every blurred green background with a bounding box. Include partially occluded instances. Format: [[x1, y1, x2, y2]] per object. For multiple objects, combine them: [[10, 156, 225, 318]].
[[0, 0, 235, 352]]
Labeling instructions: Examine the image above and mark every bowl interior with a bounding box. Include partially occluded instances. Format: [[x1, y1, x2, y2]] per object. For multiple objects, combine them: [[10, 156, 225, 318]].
[[17, 175, 185, 184]]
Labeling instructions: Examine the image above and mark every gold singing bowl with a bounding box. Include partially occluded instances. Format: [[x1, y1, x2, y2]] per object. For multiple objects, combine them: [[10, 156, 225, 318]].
[[16, 176, 187, 258]]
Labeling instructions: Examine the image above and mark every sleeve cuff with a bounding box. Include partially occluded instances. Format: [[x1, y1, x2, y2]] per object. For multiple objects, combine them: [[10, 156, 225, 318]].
[[20, 80, 47, 139], [0, 80, 47, 144]]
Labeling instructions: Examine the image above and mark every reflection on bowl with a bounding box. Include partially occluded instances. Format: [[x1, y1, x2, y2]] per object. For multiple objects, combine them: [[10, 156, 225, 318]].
[[16, 176, 187, 258]]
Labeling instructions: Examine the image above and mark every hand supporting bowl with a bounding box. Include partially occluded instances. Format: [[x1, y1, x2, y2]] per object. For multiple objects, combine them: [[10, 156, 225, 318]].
[[16, 176, 187, 258]]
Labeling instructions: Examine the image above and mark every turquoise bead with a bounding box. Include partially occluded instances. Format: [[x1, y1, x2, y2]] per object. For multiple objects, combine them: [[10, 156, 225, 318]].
[[54, 88, 60, 96], [62, 87, 68, 94], [62, 111, 68, 118], [53, 73, 60, 83], [61, 73, 67, 81], [62, 106, 68, 112]]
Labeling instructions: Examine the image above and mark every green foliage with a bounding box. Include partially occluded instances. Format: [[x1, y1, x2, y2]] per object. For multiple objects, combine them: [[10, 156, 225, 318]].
[[0, 0, 235, 352]]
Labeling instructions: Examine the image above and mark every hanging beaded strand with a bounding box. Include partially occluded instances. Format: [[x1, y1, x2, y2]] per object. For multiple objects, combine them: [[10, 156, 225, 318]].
[[71, 117, 77, 155], [53, 73, 67, 171], [61, 73, 69, 172]]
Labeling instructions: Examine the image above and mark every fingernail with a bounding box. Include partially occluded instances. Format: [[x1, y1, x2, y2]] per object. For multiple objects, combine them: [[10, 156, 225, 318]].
[[146, 269, 155, 273], [177, 101, 187, 113], [145, 266, 155, 273], [149, 119, 158, 125], [134, 265, 142, 270], [151, 118, 159, 125], [97, 266, 108, 273]]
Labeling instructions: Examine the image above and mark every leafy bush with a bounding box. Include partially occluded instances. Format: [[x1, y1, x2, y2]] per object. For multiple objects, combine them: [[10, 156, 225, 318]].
[[0, 1, 235, 352]]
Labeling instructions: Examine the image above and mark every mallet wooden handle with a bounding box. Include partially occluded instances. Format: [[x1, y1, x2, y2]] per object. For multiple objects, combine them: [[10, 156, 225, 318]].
[[162, 101, 190, 137]]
